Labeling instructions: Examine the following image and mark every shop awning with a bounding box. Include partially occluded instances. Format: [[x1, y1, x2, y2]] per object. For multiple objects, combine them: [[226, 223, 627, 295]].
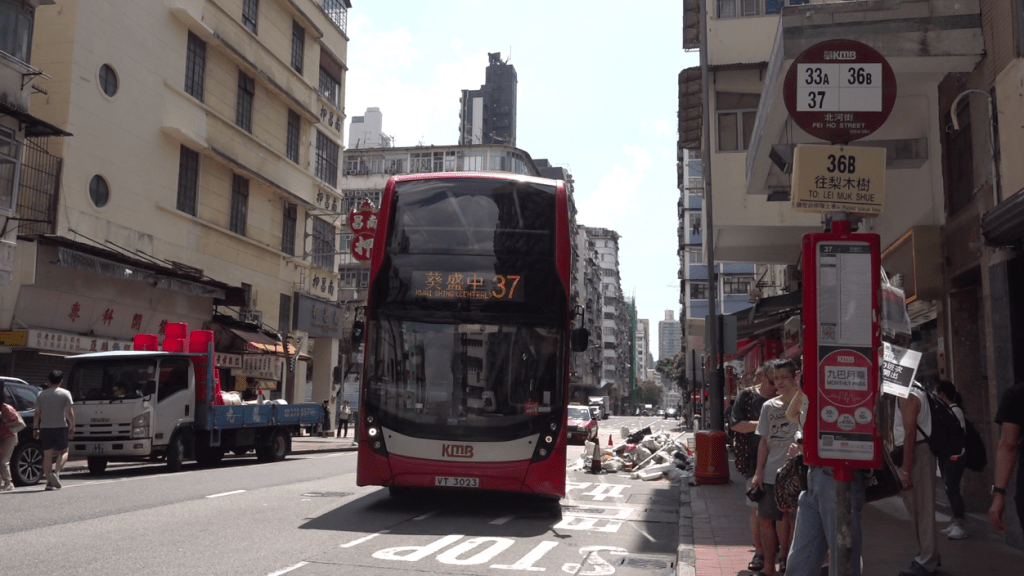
[[731, 290, 803, 340], [982, 187, 1024, 246], [678, 67, 702, 150], [229, 327, 309, 359], [0, 101, 72, 137]]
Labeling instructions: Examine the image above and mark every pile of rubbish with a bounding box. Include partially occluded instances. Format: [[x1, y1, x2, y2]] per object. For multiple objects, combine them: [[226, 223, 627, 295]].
[[572, 425, 695, 481]]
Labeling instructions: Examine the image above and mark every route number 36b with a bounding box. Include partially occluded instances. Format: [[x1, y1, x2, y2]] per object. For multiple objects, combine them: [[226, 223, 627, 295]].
[[826, 154, 856, 174]]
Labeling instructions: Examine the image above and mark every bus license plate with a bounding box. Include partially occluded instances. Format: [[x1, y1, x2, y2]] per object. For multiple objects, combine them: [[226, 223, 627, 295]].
[[435, 476, 479, 488]]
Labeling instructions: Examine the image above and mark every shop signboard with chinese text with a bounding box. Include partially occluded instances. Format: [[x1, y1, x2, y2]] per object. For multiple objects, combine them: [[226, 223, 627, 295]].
[[792, 144, 886, 215], [349, 200, 378, 263], [801, 224, 882, 469], [294, 293, 345, 339]]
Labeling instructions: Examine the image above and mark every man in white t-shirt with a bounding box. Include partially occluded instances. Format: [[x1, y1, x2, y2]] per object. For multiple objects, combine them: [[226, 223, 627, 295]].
[[33, 370, 75, 490], [752, 358, 801, 576], [894, 381, 937, 576]]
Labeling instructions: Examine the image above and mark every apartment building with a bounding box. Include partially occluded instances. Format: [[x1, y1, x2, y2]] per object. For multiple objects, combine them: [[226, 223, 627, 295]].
[[0, 0, 71, 293], [1, 0, 353, 403], [348, 106, 391, 149], [586, 226, 627, 413], [684, 0, 1024, 548], [458, 52, 517, 147]]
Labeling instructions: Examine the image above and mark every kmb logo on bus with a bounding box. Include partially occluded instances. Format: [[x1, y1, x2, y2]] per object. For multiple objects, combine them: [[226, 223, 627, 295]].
[[442, 444, 474, 458]]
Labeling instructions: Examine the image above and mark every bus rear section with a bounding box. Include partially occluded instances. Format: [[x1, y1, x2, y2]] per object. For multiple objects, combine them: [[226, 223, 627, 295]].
[[356, 173, 575, 498]]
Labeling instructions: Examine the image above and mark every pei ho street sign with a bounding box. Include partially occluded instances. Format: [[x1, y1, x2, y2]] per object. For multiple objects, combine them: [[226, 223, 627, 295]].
[[784, 39, 897, 144]]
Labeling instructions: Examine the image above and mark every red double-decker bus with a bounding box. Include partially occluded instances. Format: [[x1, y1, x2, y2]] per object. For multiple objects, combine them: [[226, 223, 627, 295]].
[[355, 173, 587, 498]]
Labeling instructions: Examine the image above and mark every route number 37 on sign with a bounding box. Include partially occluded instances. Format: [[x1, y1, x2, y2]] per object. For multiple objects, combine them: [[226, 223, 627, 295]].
[[798, 64, 882, 112]]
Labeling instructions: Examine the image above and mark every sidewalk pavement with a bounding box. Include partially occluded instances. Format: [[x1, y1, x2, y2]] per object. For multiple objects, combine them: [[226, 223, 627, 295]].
[[676, 431, 1021, 576]]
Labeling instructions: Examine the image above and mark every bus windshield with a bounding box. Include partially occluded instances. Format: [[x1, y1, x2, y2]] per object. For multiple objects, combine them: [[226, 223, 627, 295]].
[[365, 318, 563, 440]]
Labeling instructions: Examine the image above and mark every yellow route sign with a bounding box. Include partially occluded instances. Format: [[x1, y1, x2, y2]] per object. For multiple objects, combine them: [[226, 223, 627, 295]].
[[791, 144, 886, 215]]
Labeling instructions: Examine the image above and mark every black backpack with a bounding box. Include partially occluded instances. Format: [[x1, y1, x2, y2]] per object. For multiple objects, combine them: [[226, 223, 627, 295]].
[[961, 417, 988, 472], [913, 383, 966, 459]]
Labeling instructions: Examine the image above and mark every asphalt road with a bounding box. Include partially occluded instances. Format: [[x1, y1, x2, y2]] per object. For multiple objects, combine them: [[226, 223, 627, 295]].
[[2, 416, 685, 576]]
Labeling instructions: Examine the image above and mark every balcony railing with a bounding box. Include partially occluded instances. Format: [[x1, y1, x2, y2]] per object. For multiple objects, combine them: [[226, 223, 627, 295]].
[[14, 138, 61, 235]]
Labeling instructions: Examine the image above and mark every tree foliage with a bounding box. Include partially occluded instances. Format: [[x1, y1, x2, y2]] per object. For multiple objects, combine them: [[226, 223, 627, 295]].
[[655, 351, 687, 385]]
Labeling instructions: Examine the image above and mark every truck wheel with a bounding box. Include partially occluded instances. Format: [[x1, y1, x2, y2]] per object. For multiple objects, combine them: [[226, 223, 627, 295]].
[[87, 457, 108, 475], [166, 434, 185, 472], [265, 429, 290, 462], [11, 441, 43, 486]]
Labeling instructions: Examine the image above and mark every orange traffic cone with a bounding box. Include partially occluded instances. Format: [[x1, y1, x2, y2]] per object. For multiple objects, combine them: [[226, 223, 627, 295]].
[[590, 442, 602, 474], [608, 434, 613, 447]]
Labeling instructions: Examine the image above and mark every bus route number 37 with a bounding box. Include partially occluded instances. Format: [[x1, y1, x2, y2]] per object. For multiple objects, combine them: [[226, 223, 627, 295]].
[[435, 476, 480, 488]]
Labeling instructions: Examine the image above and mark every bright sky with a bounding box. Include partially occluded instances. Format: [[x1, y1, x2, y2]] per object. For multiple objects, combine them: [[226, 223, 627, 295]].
[[344, 1, 700, 355]]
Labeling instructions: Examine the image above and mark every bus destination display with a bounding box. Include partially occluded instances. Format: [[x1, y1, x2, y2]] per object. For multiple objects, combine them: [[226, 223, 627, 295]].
[[412, 271, 523, 301]]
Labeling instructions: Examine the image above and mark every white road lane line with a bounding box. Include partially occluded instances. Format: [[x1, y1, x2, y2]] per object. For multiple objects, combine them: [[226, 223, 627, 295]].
[[341, 530, 391, 547], [266, 561, 309, 576], [413, 510, 438, 520], [206, 489, 246, 498], [490, 514, 516, 525]]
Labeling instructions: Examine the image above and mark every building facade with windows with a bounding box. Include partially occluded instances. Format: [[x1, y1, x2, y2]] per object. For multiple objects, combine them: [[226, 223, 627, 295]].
[[0, 0, 70, 292], [585, 226, 627, 414], [682, 0, 1024, 548], [348, 106, 391, 149], [1, 1, 352, 405], [459, 52, 517, 147]]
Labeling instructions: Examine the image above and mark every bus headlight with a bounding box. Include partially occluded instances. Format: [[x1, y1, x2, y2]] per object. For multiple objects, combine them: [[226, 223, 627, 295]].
[[131, 412, 150, 439], [364, 412, 388, 456]]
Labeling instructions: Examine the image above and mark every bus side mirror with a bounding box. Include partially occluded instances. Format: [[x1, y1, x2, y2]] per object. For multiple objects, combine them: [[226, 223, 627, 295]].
[[351, 321, 364, 346], [570, 328, 589, 352]]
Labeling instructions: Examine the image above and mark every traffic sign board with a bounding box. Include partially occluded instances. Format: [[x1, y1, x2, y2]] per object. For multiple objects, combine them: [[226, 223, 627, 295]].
[[784, 39, 896, 143], [791, 144, 886, 215]]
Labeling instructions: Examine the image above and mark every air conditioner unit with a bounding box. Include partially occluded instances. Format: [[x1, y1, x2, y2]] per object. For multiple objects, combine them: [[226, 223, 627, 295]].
[[240, 308, 263, 325]]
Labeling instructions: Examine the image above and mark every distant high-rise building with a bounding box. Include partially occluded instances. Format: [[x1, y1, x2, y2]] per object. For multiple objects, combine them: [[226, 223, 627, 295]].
[[659, 310, 682, 361], [459, 52, 517, 146], [348, 107, 392, 149], [637, 319, 650, 378]]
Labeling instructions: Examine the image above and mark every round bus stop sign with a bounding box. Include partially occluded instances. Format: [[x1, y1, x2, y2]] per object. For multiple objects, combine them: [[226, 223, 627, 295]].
[[783, 39, 896, 144]]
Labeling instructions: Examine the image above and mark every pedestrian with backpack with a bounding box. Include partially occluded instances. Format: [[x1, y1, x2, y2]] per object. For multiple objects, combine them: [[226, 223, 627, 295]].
[[893, 380, 939, 576], [934, 380, 968, 540]]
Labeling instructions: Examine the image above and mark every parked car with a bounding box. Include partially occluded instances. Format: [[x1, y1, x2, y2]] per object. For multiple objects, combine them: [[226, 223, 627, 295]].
[[566, 404, 599, 444], [2, 377, 44, 486]]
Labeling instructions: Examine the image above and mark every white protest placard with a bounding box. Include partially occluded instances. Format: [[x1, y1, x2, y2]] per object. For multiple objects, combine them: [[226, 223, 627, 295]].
[[881, 342, 921, 398]]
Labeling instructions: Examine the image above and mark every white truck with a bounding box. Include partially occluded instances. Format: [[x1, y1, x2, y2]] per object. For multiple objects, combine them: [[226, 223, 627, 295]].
[[67, 339, 322, 474], [588, 396, 610, 419]]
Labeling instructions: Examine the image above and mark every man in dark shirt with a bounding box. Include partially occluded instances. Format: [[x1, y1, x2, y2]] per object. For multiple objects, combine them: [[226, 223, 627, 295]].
[[990, 381, 1023, 534]]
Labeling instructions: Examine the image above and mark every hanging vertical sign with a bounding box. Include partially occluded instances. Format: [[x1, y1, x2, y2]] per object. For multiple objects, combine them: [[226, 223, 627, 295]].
[[801, 221, 882, 469], [348, 200, 379, 263]]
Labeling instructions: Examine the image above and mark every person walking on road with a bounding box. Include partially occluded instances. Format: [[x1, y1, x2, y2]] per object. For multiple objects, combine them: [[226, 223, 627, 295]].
[[1, 383, 22, 491], [731, 362, 778, 573], [894, 380, 938, 576], [752, 358, 801, 576], [336, 400, 351, 438], [34, 370, 74, 490], [934, 380, 968, 540], [320, 400, 331, 438], [989, 381, 1023, 534]]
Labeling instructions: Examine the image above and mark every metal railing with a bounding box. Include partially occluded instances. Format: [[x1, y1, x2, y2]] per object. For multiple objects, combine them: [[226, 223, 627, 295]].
[[14, 137, 61, 235]]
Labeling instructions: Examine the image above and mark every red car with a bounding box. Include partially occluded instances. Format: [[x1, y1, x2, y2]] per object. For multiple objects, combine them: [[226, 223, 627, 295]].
[[566, 405, 598, 444]]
